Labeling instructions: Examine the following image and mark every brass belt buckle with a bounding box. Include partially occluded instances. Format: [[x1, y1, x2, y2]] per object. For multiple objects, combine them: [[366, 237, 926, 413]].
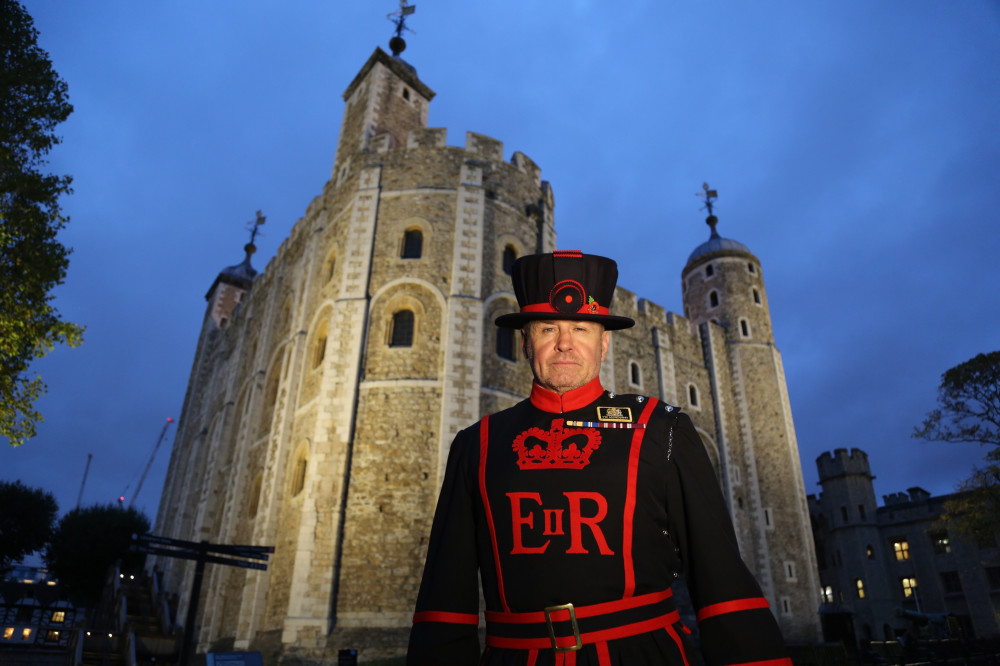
[[543, 603, 582, 652]]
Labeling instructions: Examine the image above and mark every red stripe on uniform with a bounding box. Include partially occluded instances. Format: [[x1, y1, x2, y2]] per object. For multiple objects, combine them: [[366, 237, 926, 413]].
[[622, 398, 658, 597], [696, 597, 771, 623], [479, 415, 510, 613], [412, 610, 479, 625], [725, 660, 793, 666]]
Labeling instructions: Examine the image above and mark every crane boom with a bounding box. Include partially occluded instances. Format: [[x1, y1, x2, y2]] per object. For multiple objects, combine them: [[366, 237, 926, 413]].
[[131, 417, 174, 506]]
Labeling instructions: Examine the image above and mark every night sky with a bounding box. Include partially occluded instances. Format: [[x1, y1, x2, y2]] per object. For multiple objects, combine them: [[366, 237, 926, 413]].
[[4, 1, 998, 532]]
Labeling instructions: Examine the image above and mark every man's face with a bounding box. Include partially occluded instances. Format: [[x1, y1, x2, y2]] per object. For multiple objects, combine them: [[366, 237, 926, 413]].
[[522, 320, 609, 395]]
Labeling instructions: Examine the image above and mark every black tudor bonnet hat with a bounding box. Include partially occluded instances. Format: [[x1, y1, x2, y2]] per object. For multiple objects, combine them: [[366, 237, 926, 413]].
[[494, 250, 635, 330]]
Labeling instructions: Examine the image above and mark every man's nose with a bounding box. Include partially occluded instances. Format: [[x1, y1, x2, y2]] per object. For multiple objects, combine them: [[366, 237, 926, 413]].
[[555, 328, 573, 351]]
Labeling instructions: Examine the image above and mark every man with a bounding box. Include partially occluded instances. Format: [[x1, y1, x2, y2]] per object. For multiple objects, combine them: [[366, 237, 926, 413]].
[[408, 251, 790, 665]]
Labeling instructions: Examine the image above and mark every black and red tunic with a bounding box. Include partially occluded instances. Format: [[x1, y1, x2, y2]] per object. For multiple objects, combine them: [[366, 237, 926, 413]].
[[408, 378, 790, 666]]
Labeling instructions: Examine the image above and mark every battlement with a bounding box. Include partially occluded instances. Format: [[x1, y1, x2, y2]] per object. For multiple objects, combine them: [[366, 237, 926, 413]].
[[816, 448, 873, 481]]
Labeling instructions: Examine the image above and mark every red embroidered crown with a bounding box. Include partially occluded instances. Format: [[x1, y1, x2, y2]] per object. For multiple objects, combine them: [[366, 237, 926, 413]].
[[512, 419, 602, 470]]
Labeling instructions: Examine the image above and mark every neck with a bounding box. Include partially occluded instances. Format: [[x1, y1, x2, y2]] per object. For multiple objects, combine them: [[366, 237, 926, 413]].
[[529, 377, 604, 413]]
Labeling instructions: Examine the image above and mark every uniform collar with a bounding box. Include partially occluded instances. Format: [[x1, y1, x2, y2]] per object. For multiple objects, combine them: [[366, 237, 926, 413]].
[[529, 377, 605, 413]]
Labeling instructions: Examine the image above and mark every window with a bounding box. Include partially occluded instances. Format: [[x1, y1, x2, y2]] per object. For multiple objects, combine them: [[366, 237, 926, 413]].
[[291, 456, 307, 497], [401, 229, 423, 258], [739, 319, 750, 337], [892, 539, 910, 561], [986, 566, 1000, 590], [705, 264, 714, 277], [496, 327, 516, 361], [821, 585, 834, 604], [840, 506, 849, 523], [752, 288, 761, 304], [785, 561, 797, 581], [709, 291, 719, 308], [866, 544, 875, 560], [748, 262, 756, 274], [45, 630, 59, 642], [312, 334, 327, 369], [764, 508, 773, 528], [858, 504, 866, 520], [900, 576, 918, 598], [855, 578, 865, 599], [502, 245, 517, 275], [389, 310, 414, 347], [402, 86, 410, 100], [940, 571, 962, 594], [3, 627, 13, 640], [21, 628, 31, 641], [629, 361, 641, 386], [688, 385, 699, 407], [930, 531, 951, 554], [324, 252, 337, 283], [50, 611, 65, 623]]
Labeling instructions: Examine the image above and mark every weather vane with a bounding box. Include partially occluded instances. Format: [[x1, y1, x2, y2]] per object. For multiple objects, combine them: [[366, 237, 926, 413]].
[[696, 182, 718, 217], [696, 183, 720, 236], [246, 210, 265, 253], [387, 0, 416, 56]]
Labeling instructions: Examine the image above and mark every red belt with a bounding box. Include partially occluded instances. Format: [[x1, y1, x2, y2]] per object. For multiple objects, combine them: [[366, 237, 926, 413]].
[[485, 588, 677, 652]]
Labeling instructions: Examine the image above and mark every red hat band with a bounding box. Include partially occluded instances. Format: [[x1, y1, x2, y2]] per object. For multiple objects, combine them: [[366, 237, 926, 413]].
[[519, 279, 608, 316]]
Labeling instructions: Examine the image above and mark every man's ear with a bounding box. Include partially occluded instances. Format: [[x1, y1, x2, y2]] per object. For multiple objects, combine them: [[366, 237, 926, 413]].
[[600, 329, 610, 362]]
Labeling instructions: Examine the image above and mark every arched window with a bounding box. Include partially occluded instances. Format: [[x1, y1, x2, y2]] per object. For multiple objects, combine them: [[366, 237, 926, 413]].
[[688, 384, 699, 407], [502, 245, 518, 275], [630, 361, 641, 386], [402, 229, 423, 258], [312, 334, 327, 368], [324, 251, 337, 283], [705, 264, 714, 277], [496, 327, 516, 361], [709, 291, 719, 308], [389, 310, 415, 347], [291, 455, 307, 497]]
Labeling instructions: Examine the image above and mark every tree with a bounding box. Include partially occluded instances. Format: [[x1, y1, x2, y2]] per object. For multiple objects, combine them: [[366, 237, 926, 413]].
[[914, 351, 1000, 543], [44, 504, 150, 606], [0, 479, 58, 578], [1, 0, 84, 447]]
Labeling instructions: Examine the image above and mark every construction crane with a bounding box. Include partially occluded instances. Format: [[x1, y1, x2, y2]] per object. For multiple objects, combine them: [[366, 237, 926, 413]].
[[125, 417, 174, 507], [77, 453, 93, 509]]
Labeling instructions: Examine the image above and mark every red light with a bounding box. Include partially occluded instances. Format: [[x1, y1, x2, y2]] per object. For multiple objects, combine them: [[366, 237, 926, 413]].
[[167, 417, 174, 423]]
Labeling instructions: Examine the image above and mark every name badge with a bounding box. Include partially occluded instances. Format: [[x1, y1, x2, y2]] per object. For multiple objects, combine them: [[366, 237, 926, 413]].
[[597, 406, 632, 423]]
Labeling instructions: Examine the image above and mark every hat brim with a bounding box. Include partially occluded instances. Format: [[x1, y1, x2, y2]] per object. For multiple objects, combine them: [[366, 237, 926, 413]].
[[494, 311, 635, 330]]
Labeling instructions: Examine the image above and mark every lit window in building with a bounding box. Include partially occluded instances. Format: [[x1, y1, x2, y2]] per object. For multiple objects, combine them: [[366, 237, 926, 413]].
[[931, 531, 951, 554], [855, 578, 865, 599], [866, 544, 875, 560], [401, 229, 423, 259], [821, 585, 834, 604], [892, 539, 910, 561], [45, 630, 59, 642], [3, 627, 14, 640], [389, 310, 414, 347], [50, 611, 65, 623], [21, 628, 32, 641], [900, 576, 918, 598]]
